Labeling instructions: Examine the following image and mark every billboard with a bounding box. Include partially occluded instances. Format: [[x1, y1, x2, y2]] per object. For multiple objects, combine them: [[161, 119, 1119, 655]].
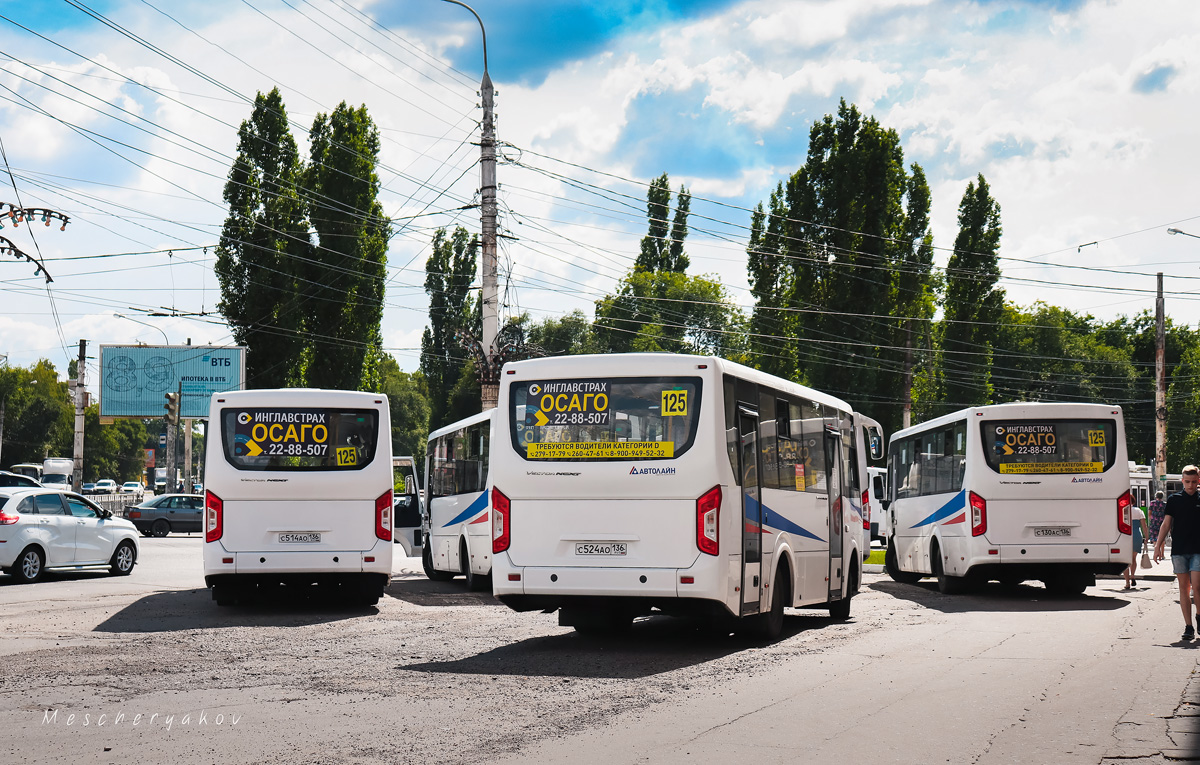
[[99, 345, 245, 419]]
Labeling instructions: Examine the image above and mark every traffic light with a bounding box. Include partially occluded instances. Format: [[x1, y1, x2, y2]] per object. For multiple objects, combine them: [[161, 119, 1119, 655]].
[[164, 392, 180, 426]]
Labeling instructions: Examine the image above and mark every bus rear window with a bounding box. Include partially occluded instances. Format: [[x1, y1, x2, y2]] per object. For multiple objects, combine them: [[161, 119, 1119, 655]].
[[981, 419, 1117, 475], [509, 377, 701, 461], [221, 408, 379, 471]]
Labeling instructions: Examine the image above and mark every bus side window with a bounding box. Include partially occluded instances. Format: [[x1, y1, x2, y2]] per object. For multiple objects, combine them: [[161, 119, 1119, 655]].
[[759, 389, 780, 490], [724, 377, 740, 485], [953, 423, 967, 489], [801, 401, 826, 492]]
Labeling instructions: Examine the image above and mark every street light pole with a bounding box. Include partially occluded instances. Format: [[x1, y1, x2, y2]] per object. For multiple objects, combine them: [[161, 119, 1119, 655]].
[[442, 0, 499, 409], [1168, 228, 1200, 240]]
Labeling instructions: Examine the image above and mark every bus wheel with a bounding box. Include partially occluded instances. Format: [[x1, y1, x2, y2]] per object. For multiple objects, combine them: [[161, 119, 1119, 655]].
[[422, 538, 455, 582], [934, 553, 970, 594], [829, 555, 855, 620], [885, 539, 921, 584], [461, 540, 490, 591], [755, 564, 791, 640], [212, 584, 239, 607]]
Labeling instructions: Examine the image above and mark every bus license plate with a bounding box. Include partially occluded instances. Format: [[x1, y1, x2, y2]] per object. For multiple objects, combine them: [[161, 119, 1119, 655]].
[[1035, 528, 1071, 537], [279, 532, 321, 544], [575, 543, 627, 556]]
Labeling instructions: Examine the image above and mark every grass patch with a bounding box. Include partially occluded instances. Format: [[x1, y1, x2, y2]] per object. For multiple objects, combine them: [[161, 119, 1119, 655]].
[[865, 549, 886, 566]]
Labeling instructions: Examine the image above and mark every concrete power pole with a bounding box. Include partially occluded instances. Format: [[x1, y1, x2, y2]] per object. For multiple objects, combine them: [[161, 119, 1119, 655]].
[[443, 0, 499, 410], [1156, 272, 1167, 479], [72, 339, 85, 492]]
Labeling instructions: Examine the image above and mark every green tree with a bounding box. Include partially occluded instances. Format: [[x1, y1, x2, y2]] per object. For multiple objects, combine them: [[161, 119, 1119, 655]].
[[747, 100, 925, 430], [214, 88, 310, 388], [594, 270, 746, 358], [0, 361, 72, 465], [635, 173, 691, 274], [420, 226, 479, 431], [377, 354, 431, 466], [527, 310, 597, 356], [941, 173, 1004, 409], [302, 101, 390, 391]]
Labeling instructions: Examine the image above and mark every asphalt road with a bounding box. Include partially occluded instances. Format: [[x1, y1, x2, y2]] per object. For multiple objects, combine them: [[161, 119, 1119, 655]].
[[2, 538, 1198, 764]]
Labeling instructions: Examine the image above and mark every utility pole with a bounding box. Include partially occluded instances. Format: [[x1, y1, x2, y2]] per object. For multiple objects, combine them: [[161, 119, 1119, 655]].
[[72, 339, 85, 492], [443, 0, 499, 410], [0, 352, 8, 467], [1155, 272, 1167, 479]]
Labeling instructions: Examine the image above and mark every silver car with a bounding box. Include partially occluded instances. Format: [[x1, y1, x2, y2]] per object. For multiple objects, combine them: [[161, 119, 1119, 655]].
[[0, 488, 140, 583]]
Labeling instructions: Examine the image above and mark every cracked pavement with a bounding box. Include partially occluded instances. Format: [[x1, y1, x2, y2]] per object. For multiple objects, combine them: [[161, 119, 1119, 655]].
[[2, 538, 1199, 764]]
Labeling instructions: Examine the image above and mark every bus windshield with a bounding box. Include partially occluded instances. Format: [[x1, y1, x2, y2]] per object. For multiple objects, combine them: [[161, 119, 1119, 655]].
[[981, 419, 1117, 475], [509, 377, 702, 461], [221, 408, 379, 471]]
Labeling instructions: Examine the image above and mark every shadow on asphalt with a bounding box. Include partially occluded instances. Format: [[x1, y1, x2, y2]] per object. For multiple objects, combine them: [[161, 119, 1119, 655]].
[[871, 580, 1130, 613], [385, 574, 504, 608], [92, 587, 377, 633], [400, 611, 840, 679]]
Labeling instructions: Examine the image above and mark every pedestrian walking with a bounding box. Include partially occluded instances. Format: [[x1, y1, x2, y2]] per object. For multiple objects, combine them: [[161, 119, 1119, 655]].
[[1153, 466, 1200, 640], [1124, 503, 1148, 589], [1149, 490, 1167, 544]]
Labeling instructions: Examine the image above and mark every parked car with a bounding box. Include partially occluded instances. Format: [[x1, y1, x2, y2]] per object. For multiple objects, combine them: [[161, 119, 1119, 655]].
[[0, 488, 139, 583], [82, 482, 97, 494], [124, 494, 203, 537], [94, 479, 118, 494], [0, 471, 42, 489], [119, 482, 144, 497]]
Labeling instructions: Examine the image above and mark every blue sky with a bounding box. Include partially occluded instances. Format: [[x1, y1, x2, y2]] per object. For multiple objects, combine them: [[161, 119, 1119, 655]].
[[1, 0, 1198, 385]]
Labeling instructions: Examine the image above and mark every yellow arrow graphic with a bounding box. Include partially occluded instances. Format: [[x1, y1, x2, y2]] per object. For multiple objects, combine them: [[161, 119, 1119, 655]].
[[534, 409, 549, 427], [244, 439, 263, 457], [1002, 443, 1014, 456]]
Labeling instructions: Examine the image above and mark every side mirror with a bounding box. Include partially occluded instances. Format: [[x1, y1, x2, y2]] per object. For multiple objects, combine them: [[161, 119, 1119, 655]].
[[404, 475, 415, 496], [880, 499, 890, 512], [101, 509, 112, 519], [869, 430, 884, 461]]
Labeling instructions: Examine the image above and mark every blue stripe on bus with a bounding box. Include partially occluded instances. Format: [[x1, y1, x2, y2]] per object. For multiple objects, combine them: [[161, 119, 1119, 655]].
[[910, 490, 967, 528], [758, 497, 825, 542], [440, 490, 489, 528]]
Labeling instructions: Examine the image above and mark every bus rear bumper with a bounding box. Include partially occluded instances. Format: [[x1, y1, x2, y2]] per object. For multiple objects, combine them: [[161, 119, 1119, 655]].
[[964, 543, 1129, 580], [493, 560, 728, 615]]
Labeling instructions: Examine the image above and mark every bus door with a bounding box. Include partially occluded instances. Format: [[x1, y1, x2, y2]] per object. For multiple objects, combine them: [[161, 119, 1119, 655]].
[[738, 407, 762, 616], [825, 429, 845, 602]]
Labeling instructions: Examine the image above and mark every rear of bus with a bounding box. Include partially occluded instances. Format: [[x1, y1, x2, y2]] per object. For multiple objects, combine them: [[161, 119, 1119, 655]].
[[491, 355, 727, 626], [967, 402, 1131, 588], [203, 390, 393, 605]]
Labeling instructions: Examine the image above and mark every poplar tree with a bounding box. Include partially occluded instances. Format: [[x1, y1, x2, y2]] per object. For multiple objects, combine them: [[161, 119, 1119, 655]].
[[942, 174, 1004, 408], [301, 102, 390, 391], [420, 226, 478, 430], [215, 88, 309, 387]]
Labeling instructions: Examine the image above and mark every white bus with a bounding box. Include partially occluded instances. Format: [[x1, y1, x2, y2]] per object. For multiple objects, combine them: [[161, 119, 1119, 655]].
[[490, 353, 883, 639], [203, 389, 394, 606], [883, 402, 1131, 595], [421, 408, 493, 590]]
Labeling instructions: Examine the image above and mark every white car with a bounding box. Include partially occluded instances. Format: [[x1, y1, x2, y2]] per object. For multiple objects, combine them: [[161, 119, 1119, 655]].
[[0, 488, 140, 583], [94, 479, 118, 494], [119, 482, 144, 497]]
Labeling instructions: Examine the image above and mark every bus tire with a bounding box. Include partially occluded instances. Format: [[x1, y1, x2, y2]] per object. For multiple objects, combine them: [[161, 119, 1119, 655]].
[[885, 539, 921, 584], [569, 608, 633, 636], [1044, 573, 1089, 596], [212, 584, 238, 607], [933, 550, 970, 594], [756, 562, 791, 640], [829, 555, 855, 620], [422, 538, 455, 582], [461, 540, 489, 591]]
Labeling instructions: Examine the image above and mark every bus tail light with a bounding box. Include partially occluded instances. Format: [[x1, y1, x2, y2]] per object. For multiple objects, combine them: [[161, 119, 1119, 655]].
[[969, 491, 987, 537], [375, 490, 393, 542], [492, 487, 511, 553], [205, 490, 223, 543], [862, 489, 870, 530], [1117, 491, 1132, 535], [697, 485, 721, 556]]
